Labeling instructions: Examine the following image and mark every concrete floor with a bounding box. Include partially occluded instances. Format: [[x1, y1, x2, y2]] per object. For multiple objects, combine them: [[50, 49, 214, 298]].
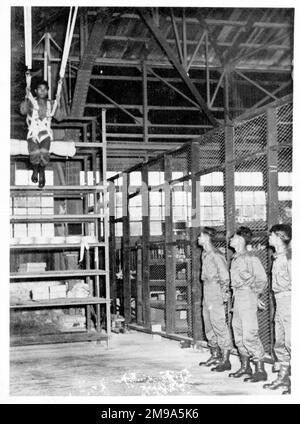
[[10, 330, 281, 396]]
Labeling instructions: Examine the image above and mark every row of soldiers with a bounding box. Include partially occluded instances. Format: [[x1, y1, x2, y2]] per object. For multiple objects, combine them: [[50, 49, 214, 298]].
[[197, 224, 291, 395]]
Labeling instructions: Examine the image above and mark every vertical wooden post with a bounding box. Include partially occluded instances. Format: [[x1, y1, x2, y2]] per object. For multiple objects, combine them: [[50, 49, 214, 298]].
[[224, 124, 235, 259], [142, 61, 149, 143], [205, 31, 210, 105], [267, 107, 279, 227], [267, 106, 278, 353], [164, 154, 176, 334], [223, 71, 230, 124], [109, 179, 117, 314], [182, 8, 187, 69], [102, 108, 111, 335], [122, 172, 131, 323], [190, 142, 203, 341], [141, 165, 151, 328], [136, 241, 143, 325]]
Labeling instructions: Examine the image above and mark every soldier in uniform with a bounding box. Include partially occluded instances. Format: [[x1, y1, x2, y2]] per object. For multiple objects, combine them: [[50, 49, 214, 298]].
[[229, 226, 268, 382], [198, 227, 233, 372], [264, 224, 291, 395]]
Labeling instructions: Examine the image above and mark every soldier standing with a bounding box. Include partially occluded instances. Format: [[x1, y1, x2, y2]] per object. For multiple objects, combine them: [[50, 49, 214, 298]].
[[198, 227, 233, 372], [264, 224, 291, 395], [229, 226, 268, 382]]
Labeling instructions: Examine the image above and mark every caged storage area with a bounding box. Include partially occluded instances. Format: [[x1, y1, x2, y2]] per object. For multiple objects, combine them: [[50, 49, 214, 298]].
[[108, 95, 292, 355]]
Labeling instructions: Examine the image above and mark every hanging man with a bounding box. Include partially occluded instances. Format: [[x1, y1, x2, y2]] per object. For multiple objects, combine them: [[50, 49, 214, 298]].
[[228, 226, 268, 382], [263, 224, 291, 395], [198, 227, 233, 372], [20, 79, 64, 188]]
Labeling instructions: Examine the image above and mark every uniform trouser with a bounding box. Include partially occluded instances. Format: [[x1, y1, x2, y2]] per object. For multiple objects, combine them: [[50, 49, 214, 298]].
[[274, 293, 291, 366], [232, 289, 265, 361], [202, 283, 232, 351], [27, 135, 51, 167]]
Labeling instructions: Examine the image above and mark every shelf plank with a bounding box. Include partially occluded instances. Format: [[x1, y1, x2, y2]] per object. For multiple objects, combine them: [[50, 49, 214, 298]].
[[10, 296, 110, 309], [149, 279, 188, 286], [150, 300, 190, 310], [10, 242, 107, 250], [10, 214, 105, 223], [10, 269, 108, 280], [10, 331, 108, 346], [10, 185, 105, 193]]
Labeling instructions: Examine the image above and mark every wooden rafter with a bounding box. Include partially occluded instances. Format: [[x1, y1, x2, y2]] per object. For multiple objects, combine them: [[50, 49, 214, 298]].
[[71, 11, 113, 117], [139, 8, 219, 126]]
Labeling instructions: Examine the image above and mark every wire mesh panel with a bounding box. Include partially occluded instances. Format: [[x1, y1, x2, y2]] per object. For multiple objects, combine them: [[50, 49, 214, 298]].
[[278, 146, 292, 224], [234, 113, 267, 158], [198, 127, 225, 171], [276, 102, 293, 145], [172, 180, 192, 337], [234, 152, 271, 353]]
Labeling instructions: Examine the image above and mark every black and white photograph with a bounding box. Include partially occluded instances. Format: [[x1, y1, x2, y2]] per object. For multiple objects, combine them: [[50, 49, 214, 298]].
[[1, 0, 299, 404]]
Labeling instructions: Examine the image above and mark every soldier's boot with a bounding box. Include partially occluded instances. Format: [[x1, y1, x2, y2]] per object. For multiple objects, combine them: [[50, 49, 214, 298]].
[[229, 355, 252, 378], [199, 346, 222, 367], [263, 364, 290, 393], [244, 360, 267, 382], [38, 166, 46, 188], [211, 349, 231, 372], [31, 165, 39, 183]]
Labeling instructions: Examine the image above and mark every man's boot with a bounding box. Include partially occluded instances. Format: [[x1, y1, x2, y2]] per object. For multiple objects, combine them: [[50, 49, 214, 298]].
[[199, 346, 222, 367], [272, 361, 280, 373], [229, 355, 252, 378], [31, 165, 39, 183], [263, 364, 290, 392], [38, 166, 46, 188], [211, 350, 231, 372], [244, 360, 267, 382]]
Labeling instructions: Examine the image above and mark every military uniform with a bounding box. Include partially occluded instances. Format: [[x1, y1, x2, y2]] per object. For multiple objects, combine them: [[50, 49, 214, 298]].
[[264, 249, 291, 393], [230, 252, 267, 360], [201, 248, 232, 351]]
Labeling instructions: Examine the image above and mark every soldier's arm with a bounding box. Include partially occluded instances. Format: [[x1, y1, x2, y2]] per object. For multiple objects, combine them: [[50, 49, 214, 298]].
[[252, 256, 267, 295], [214, 253, 230, 301]]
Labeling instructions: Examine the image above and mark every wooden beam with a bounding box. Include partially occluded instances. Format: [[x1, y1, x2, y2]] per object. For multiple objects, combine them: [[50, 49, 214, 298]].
[[195, 11, 225, 66], [190, 142, 204, 341], [122, 172, 131, 323], [266, 107, 279, 227], [142, 62, 149, 142], [164, 155, 176, 334], [224, 13, 257, 63], [141, 166, 151, 329], [182, 8, 188, 69], [139, 9, 219, 127], [148, 67, 201, 110], [187, 30, 206, 72], [71, 11, 113, 117], [170, 8, 184, 65], [235, 71, 279, 101]]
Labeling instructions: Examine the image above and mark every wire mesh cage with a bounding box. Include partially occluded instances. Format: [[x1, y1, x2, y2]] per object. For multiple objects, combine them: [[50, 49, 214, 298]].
[[234, 113, 267, 158], [116, 98, 293, 354]]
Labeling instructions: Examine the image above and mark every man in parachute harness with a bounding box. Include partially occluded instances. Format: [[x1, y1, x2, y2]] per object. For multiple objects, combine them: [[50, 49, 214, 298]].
[[20, 79, 64, 188]]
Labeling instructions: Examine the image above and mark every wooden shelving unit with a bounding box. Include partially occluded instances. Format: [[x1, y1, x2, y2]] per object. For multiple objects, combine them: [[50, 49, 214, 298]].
[[10, 113, 111, 346]]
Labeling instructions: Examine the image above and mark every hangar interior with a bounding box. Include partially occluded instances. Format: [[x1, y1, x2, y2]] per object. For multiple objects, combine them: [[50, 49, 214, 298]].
[[10, 7, 293, 396]]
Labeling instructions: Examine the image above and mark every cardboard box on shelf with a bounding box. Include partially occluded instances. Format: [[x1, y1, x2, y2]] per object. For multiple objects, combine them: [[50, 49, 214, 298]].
[[49, 285, 67, 299]]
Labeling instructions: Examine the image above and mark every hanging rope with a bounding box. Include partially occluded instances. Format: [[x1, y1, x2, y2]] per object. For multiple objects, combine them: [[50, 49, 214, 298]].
[[24, 7, 32, 90], [51, 6, 78, 116]]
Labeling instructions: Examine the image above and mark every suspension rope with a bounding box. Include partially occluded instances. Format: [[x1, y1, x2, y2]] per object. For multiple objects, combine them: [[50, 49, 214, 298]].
[[23, 7, 78, 116], [24, 7, 32, 91], [52, 6, 78, 116]]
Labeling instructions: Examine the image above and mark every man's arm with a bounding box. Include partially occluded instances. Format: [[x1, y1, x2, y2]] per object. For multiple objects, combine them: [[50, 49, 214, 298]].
[[20, 98, 32, 115]]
